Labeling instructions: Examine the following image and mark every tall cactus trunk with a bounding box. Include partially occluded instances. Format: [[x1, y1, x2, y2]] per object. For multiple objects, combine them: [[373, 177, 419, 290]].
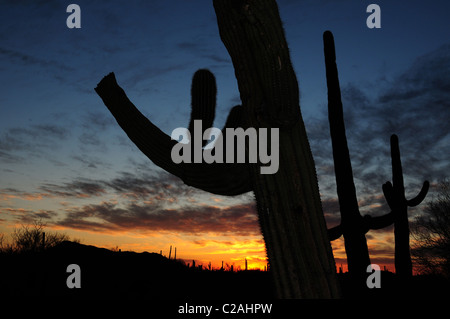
[[390, 135, 412, 278], [213, 0, 340, 298], [323, 31, 371, 279], [96, 0, 340, 298]]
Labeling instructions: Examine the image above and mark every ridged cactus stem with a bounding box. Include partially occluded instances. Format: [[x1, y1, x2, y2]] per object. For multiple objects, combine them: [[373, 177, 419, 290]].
[[213, 0, 339, 298]]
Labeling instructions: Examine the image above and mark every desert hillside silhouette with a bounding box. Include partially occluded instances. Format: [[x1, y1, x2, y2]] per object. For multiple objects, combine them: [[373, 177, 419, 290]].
[[1, 239, 449, 300], [0, 240, 272, 300]]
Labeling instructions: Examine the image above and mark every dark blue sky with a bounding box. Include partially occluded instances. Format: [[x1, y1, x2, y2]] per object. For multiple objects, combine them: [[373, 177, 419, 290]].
[[0, 0, 449, 265]]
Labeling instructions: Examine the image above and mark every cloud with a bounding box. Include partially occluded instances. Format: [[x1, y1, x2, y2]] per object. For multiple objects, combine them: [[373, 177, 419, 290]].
[[314, 43, 449, 183], [2, 170, 191, 204], [1, 165, 260, 237], [56, 201, 259, 236], [82, 111, 115, 132], [0, 188, 53, 202], [202, 54, 231, 64], [176, 40, 231, 67], [104, 171, 193, 201], [38, 180, 106, 199], [0, 47, 73, 72], [1, 167, 260, 237], [0, 207, 58, 224], [0, 124, 69, 163], [177, 41, 200, 51]]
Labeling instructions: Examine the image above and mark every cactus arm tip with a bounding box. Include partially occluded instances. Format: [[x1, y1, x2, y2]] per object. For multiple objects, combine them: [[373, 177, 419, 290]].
[[407, 180, 430, 207], [327, 224, 342, 241]]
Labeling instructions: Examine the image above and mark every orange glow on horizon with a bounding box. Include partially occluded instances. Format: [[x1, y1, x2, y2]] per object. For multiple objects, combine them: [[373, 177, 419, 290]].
[[0, 217, 399, 274]]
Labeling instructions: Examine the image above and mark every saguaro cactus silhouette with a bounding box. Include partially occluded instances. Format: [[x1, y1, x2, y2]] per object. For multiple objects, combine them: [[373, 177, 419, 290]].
[[323, 31, 371, 278], [95, 0, 340, 298], [383, 134, 429, 278]]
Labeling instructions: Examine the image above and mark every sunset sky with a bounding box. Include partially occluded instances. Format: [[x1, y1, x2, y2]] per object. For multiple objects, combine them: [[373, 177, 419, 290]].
[[1, 0, 449, 272]]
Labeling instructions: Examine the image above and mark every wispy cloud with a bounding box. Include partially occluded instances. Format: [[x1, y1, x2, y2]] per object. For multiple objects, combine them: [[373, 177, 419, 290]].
[[56, 201, 258, 236], [1, 168, 258, 237], [0, 47, 74, 72], [0, 207, 58, 224], [0, 124, 70, 163], [306, 43, 450, 241], [310, 43, 450, 200], [38, 180, 106, 199]]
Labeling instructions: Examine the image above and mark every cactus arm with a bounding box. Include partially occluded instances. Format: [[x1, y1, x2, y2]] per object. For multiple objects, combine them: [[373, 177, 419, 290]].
[[363, 212, 394, 230], [328, 225, 343, 241], [328, 210, 396, 240], [188, 69, 216, 147], [95, 73, 180, 175], [407, 181, 429, 207], [95, 72, 251, 196], [382, 181, 395, 208]]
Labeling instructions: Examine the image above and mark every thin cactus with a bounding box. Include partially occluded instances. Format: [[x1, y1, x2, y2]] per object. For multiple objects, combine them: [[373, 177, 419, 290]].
[[383, 134, 429, 278], [96, 0, 340, 298], [323, 31, 371, 278]]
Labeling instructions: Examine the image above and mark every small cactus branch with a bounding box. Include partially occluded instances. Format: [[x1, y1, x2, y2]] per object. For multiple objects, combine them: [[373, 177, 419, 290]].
[[188, 69, 217, 147], [95, 72, 251, 196], [382, 181, 395, 208], [327, 225, 343, 241], [407, 181, 429, 207], [365, 212, 394, 230], [328, 212, 395, 241]]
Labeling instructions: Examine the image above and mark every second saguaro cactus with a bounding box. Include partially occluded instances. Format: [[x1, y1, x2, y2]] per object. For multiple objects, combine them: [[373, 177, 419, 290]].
[[96, 0, 340, 298], [383, 134, 429, 278]]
